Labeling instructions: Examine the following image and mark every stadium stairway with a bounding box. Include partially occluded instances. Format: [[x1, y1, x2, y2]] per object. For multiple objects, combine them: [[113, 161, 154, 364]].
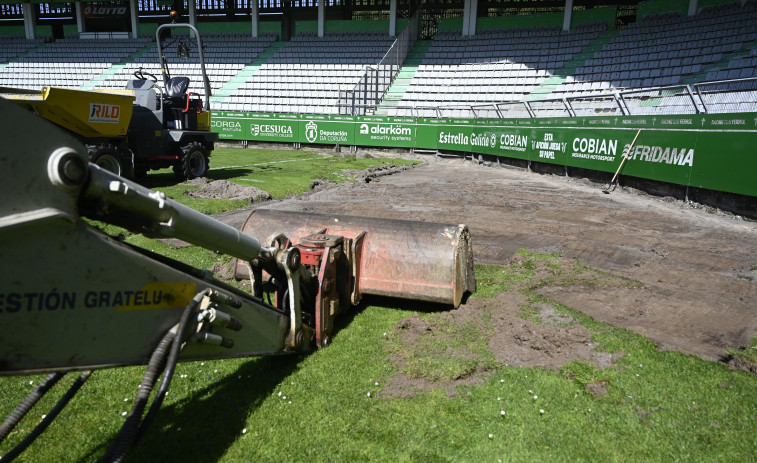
[[79, 41, 156, 91], [375, 40, 431, 115], [526, 28, 618, 101], [210, 41, 285, 105]]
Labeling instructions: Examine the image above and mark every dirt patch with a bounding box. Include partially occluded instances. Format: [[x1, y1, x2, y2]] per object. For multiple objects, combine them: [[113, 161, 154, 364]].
[[382, 263, 625, 398], [722, 350, 757, 375], [184, 178, 271, 203], [585, 381, 609, 396], [210, 260, 236, 280], [217, 157, 756, 362]]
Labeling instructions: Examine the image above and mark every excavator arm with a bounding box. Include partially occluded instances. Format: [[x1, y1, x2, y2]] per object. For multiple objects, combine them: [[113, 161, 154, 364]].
[[0, 98, 474, 461]]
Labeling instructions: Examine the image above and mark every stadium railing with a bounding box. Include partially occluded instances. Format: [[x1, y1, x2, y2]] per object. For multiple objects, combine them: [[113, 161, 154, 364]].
[[384, 77, 757, 119], [337, 10, 420, 116]]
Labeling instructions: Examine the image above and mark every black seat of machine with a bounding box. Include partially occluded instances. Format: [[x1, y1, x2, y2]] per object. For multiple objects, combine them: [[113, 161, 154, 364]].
[[166, 76, 190, 98]]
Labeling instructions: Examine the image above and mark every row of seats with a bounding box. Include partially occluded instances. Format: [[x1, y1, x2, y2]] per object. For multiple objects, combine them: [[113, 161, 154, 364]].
[[1, 3, 756, 116], [392, 23, 605, 110], [548, 0, 757, 95]]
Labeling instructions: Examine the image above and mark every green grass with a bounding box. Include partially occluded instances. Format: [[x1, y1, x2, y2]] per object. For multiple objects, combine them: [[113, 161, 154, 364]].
[[86, 146, 417, 239], [2, 272, 755, 462], [1, 149, 755, 462], [142, 147, 416, 211]]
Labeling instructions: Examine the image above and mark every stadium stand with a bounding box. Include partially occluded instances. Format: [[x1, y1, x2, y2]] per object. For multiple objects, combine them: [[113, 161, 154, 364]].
[[224, 31, 396, 114], [1, 0, 756, 117], [99, 32, 277, 98], [0, 36, 151, 89], [381, 1, 757, 116], [395, 23, 606, 110], [560, 1, 757, 94]]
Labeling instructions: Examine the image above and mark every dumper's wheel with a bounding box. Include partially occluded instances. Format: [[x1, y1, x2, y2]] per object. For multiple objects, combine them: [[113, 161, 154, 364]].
[[174, 142, 209, 180], [90, 144, 123, 176]]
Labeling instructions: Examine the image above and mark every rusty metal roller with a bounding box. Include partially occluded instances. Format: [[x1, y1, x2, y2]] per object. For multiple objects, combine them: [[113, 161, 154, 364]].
[[239, 209, 476, 307]]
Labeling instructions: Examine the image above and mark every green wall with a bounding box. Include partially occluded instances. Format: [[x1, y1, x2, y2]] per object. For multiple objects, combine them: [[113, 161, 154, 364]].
[[0, 25, 26, 37], [636, 0, 687, 20], [295, 19, 403, 35], [440, 6, 616, 33], [637, 0, 740, 21], [197, 21, 281, 35], [211, 111, 757, 198], [573, 6, 617, 29]]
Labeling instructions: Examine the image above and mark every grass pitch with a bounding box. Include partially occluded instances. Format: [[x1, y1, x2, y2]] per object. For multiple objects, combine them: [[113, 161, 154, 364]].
[[1, 147, 755, 462]]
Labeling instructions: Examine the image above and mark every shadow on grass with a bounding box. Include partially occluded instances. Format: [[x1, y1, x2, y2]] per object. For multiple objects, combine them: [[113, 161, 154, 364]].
[[358, 295, 457, 315], [135, 167, 270, 188], [207, 166, 280, 181], [80, 355, 302, 463]]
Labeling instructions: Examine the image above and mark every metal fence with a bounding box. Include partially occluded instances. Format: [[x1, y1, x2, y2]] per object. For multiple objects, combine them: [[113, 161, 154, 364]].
[[337, 10, 420, 116], [386, 77, 757, 119]]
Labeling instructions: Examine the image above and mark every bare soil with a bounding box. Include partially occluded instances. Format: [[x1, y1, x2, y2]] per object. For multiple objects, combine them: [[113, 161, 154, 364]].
[[216, 156, 757, 366], [185, 177, 271, 203]]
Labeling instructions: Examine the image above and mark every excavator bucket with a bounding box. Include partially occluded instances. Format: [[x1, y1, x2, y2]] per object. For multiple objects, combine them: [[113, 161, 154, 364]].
[[235, 209, 476, 308]]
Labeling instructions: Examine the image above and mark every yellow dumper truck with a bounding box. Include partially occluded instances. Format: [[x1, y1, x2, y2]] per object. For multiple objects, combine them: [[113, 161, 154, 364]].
[[0, 23, 217, 180]]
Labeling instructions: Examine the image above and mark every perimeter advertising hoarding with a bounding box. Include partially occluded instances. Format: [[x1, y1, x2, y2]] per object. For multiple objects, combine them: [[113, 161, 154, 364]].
[[211, 112, 299, 142], [355, 116, 416, 148], [299, 114, 355, 145], [210, 111, 757, 197]]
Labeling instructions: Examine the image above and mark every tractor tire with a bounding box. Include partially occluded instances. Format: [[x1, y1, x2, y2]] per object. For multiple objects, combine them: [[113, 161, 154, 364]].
[[134, 163, 149, 179], [173, 142, 210, 180], [90, 144, 123, 176]]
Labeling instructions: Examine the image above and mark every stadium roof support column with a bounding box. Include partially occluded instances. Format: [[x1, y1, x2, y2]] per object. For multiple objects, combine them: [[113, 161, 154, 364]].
[[389, 0, 397, 36], [688, 0, 699, 16], [75, 2, 84, 33], [462, 0, 478, 36], [251, 0, 259, 38], [188, 0, 196, 27], [563, 0, 573, 31], [129, 0, 138, 39], [22, 2, 35, 39], [318, 0, 324, 37]]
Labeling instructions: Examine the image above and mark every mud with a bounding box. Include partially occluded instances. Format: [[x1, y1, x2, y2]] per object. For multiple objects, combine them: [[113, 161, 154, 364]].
[[216, 156, 757, 364], [381, 287, 621, 398], [184, 177, 271, 203]]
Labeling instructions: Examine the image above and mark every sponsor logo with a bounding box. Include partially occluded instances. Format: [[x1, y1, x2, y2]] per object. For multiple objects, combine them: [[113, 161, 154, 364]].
[[212, 120, 242, 131], [499, 133, 528, 152], [251, 123, 294, 138], [360, 123, 412, 141], [439, 131, 468, 145], [570, 137, 618, 162], [305, 121, 318, 143], [627, 144, 694, 166], [82, 2, 128, 17], [89, 103, 120, 124]]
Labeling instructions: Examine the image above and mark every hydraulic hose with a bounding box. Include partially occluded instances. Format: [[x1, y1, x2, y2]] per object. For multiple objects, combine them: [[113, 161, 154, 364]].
[[102, 288, 209, 463], [102, 330, 174, 463], [1, 371, 92, 463], [0, 372, 64, 445], [135, 289, 210, 443]]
